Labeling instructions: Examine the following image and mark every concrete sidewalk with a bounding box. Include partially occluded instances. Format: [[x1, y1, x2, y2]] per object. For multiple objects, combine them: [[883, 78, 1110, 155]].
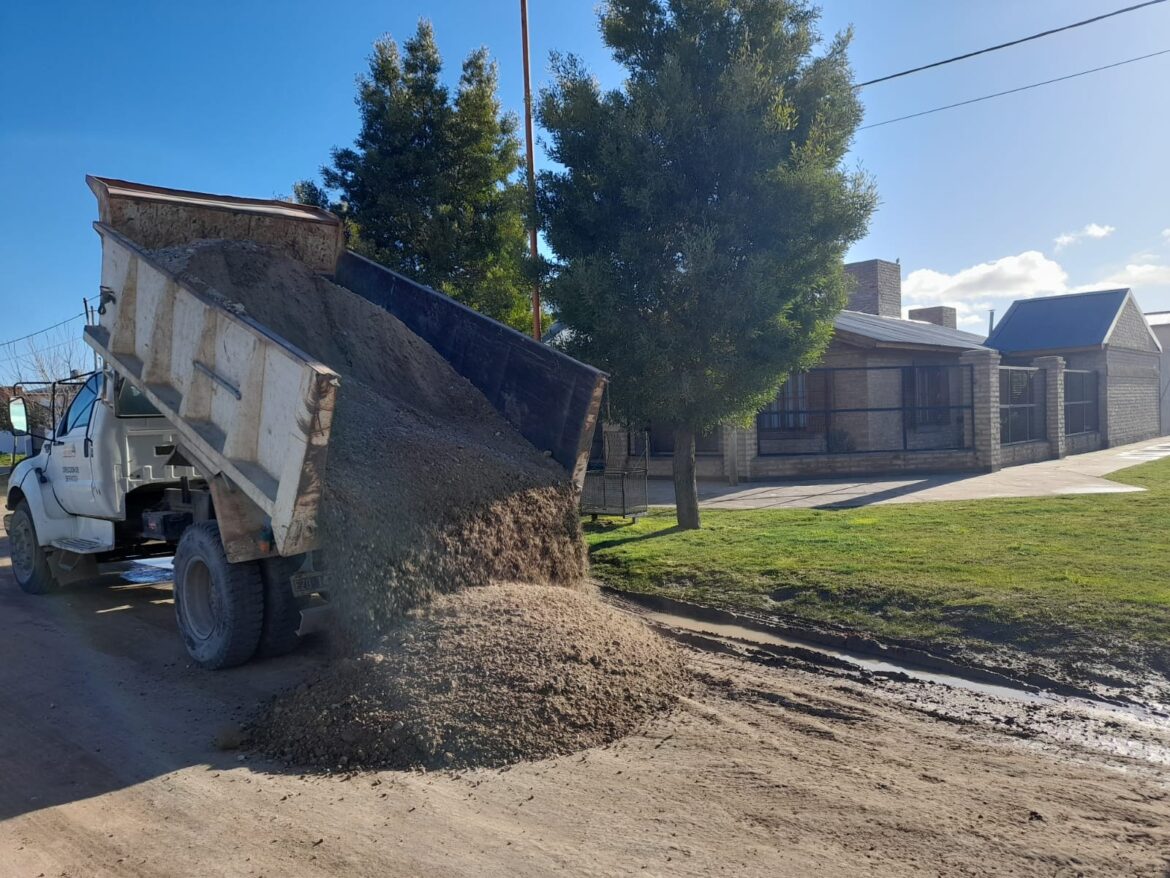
[[647, 438, 1170, 510]]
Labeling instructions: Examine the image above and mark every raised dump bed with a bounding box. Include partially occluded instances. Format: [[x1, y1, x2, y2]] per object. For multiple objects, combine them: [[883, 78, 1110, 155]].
[[82, 177, 605, 560]]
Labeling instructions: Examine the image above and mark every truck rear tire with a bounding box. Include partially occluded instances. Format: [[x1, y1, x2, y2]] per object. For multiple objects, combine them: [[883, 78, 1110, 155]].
[[256, 556, 303, 658], [173, 521, 264, 669], [8, 500, 59, 595]]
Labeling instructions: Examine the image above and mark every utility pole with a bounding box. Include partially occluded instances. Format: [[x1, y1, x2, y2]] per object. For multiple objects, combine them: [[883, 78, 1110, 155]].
[[520, 0, 542, 341]]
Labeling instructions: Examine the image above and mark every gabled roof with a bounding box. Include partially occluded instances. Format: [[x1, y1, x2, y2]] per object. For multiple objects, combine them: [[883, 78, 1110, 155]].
[[987, 288, 1134, 354], [834, 310, 989, 351]]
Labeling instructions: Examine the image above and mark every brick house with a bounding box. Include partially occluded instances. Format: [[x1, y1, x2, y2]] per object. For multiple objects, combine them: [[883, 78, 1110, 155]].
[[590, 260, 1164, 483], [988, 290, 1163, 452], [630, 259, 995, 481]]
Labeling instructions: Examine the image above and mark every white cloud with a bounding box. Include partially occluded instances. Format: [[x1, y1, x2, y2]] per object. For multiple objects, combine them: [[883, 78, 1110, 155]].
[[1054, 222, 1115, 250], [1163, 228, 1170, 243], [1083, 263, 1170, 289], [903, 251, 1069, 330], [903, 250, 1170, 331]]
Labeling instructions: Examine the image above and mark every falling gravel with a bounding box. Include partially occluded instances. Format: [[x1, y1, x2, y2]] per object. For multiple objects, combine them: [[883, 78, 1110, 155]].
[[153, 239, 587, 640], [153, 240, 682, 768]]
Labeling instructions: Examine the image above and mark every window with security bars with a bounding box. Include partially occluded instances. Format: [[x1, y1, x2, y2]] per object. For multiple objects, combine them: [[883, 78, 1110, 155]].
[[999, 368, 1046, 445], [1064, 370, 1099, 435], [904, 365, 951, 429], [756, 372, 828, 435], [755, 366, 972, 456]]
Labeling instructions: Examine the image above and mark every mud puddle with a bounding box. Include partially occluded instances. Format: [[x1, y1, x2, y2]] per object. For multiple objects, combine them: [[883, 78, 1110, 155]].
[[99, 557, 174, 586], [639, 608, 1155, 713], [625, 599, 1170, 771]]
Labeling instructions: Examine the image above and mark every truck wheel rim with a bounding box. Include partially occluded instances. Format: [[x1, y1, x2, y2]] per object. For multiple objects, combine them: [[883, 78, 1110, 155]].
[[10, 514, 35, 581], [180, 558, 217, 640]]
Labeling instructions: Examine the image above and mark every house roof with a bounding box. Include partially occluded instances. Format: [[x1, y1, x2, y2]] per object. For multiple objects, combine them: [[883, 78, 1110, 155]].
[[986, 288, 1133, 354], [1145, 310, 1170, 328], [834, 310, 989, 351]]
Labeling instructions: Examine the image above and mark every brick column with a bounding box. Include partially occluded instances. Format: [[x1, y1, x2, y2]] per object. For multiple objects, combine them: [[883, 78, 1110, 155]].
[[1032, 355, 1066, 459], [960, 348, 1001, 472], [740, 422, 755, 481], [722, 424, 739, 485]]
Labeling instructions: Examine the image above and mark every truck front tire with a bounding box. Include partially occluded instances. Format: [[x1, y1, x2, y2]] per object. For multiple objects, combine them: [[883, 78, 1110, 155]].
[[8, 500, 58, 595], [173, 521, 264, 669]]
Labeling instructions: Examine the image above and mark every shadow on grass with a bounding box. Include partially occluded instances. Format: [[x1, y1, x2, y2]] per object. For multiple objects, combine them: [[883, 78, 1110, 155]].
[[587, 524, 683, 553]]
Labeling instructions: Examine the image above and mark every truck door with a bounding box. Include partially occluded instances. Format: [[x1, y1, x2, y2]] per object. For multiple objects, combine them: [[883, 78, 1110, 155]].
[[44, 373, 102, 514]]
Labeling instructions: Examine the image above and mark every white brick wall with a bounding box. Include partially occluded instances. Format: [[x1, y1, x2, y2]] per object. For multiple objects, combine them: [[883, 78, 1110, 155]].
[[1153, 323, 1170, 435], [1103, 348, 1160, 446]]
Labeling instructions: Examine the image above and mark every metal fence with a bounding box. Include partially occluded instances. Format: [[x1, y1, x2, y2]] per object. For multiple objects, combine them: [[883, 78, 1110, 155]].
[[999, 366, 1046, 445], [1064, 369, 1100, 436], [755, 364, 975, 456], [582, 429, 649, 518]]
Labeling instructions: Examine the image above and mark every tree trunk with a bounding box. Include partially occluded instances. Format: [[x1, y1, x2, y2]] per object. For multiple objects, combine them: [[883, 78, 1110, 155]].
[[672, 427, 701, 530]]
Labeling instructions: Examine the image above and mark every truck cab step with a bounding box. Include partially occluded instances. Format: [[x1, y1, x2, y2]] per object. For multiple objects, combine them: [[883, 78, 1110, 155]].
[[50, 538, 112, 554]]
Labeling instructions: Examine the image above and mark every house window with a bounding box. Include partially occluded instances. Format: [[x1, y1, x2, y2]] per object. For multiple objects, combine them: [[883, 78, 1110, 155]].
[[1064, 370, 1099, 436], [757, 374, 810, 432], [904, 366, 950, 429]]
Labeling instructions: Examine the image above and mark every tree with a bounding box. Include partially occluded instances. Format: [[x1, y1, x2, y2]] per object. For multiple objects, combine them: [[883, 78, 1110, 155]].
[[0, 326, 90, 442], [538, 0, 876, 528], [296, 21, 532, 331]]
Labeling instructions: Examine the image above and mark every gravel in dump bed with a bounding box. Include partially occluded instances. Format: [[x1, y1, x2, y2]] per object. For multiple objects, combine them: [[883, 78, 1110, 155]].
[[248, 584, 687, 770], [152, 240, 587, 641]]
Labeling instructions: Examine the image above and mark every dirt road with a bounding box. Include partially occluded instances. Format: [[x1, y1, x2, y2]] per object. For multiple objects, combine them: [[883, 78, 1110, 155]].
[[2, 531, 1169, 876]]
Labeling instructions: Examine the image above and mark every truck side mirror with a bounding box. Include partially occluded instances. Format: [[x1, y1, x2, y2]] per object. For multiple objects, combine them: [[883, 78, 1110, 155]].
[[8, 398, 29, 436]]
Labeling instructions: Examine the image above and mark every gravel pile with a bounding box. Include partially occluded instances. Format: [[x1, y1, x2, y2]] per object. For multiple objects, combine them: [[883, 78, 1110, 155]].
[[249, 584, 686, 770]]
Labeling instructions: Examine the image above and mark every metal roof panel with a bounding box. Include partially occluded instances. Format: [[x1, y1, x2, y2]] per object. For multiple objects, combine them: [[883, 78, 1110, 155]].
[[834, 310, 989, 350], [986, 289, 1129, 353]]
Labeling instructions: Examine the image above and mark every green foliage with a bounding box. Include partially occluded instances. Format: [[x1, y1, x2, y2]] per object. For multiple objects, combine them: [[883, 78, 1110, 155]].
[[585, 458, 1170, 664], [297, 21, 532, 331], [538, 0, 876, 432]]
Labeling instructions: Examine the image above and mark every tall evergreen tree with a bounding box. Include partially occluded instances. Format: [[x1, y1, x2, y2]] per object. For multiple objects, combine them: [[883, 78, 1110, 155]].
[[297, 22, 531, 330], [539, 0, 876, 528]]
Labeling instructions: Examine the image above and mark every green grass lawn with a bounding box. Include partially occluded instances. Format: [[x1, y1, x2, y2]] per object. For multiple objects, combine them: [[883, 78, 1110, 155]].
[[585, 458, 1170, 660], [0, 453, 24, 469]]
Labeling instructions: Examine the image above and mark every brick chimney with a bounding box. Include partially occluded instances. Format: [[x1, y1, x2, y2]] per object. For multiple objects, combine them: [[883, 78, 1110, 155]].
[[844, 259, 901, 318], [908, 306, 957, 329]]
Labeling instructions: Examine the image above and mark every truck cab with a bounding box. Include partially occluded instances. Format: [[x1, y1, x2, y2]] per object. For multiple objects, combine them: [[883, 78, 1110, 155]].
[[6, 371, 198, 565], [6, 372, 309, 669]]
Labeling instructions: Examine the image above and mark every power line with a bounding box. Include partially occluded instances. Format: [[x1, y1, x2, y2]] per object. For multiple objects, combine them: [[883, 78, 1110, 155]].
[[0, 313, 85, 349], [859, 48, 1170, 130], [0, 293, 103, 349], [856, 0, 1167, 88], [0, 338, 86, 369]]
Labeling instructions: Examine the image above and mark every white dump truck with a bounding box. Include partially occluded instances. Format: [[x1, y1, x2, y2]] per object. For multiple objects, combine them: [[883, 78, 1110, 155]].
[[5, 177, 605, 669]]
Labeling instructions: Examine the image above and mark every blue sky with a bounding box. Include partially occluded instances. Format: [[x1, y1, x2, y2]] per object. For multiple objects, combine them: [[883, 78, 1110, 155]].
[[2, 0, 1169, 378]]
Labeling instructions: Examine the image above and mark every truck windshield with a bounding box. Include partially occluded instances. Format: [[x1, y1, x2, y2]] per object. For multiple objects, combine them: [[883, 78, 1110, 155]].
[[115, 380, 162, 417]]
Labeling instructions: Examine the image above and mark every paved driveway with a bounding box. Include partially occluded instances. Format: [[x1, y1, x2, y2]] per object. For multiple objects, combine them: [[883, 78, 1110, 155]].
[[646, 438, 1170, 510]]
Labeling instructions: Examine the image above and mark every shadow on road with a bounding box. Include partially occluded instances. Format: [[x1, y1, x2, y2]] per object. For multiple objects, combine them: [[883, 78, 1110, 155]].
[[0, 531, 332, 822]]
